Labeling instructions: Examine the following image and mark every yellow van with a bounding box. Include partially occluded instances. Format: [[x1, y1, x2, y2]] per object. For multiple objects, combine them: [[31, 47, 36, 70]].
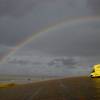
[[90, 64, 100, 78]]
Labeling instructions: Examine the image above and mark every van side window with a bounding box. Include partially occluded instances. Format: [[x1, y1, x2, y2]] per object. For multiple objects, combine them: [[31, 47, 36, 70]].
[[91, 69, 95, 73]]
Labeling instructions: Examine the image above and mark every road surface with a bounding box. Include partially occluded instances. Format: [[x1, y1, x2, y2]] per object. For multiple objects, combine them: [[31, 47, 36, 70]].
[[0, 77, 100, 100]]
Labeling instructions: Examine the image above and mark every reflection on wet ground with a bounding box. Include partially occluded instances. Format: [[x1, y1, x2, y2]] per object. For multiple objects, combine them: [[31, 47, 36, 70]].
[[92, 78, 100, 99], [0, 77, 100, 100]]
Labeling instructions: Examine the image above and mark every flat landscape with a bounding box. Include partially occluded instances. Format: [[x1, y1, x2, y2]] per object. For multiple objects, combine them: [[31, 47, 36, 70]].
[[0, 76, 100, 100]]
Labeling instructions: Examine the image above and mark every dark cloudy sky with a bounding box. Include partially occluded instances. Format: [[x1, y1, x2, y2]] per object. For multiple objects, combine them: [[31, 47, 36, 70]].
[[0, 0, 98, 46], [0, 0, 100, 77]]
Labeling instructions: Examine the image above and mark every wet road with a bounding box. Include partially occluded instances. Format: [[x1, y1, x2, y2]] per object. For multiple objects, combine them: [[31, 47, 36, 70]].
[[0, 77, 100, 100]]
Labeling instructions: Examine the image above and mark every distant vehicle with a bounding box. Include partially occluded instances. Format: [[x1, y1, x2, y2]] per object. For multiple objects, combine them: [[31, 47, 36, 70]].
[[90, 64, 100, 78]]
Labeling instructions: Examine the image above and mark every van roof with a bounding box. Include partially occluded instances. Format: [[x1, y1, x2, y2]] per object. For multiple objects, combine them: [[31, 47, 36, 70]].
[[93, 64, 100, 68]]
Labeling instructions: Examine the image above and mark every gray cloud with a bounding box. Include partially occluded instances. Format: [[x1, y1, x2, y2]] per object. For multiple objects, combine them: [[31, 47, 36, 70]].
[[0, 55, 90, 76], [6, 55, 77, 67], [0, 0, 35, 17], [88, 0, 100, 14], [0, 0, 88, 17], [48, 57, 77, 67], [0, 0, 99, 46], [26, 18, 100, 57], [0, 44, 12, 60]]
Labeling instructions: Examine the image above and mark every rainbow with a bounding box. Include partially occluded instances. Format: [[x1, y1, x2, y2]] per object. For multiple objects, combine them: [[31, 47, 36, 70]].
[[1, 16, 100, 64]]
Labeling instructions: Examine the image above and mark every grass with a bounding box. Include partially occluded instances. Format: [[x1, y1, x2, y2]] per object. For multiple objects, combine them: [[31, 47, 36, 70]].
[[0, 83, 16, 88]]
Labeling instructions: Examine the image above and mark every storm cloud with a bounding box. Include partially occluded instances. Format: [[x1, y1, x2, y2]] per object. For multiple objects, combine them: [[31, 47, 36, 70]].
[[0, 0, 95, 46], [0, 0, 100, 47]]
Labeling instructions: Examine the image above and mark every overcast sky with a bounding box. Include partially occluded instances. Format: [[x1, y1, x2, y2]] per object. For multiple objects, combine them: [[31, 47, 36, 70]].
[[0, 0, 100, 77], [0, 0, 97, 46]]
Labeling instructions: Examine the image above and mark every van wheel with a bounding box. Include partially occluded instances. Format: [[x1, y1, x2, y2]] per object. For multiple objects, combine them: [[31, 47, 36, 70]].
[[89, 75, 92, 78]]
